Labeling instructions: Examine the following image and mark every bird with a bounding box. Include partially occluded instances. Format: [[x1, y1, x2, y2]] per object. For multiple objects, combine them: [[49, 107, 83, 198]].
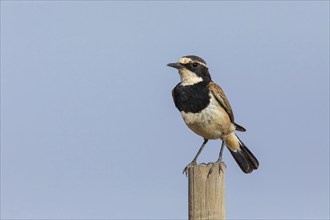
[[167, 55, 259, 174]]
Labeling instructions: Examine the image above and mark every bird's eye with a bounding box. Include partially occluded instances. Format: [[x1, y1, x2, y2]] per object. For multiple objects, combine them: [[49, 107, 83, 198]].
[[192, 62, 199, 68]]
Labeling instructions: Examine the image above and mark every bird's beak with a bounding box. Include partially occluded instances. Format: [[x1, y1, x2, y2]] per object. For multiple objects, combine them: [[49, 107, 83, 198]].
[[167, 62, 182, 69]]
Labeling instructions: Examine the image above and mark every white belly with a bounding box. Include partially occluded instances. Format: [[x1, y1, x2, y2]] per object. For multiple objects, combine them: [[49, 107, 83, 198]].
[[180, 95, 234, 140]]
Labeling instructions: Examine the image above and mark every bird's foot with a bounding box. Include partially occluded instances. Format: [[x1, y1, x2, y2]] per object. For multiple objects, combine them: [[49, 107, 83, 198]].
[[207, 159, 225, 176], [182, 161, 197, 176]]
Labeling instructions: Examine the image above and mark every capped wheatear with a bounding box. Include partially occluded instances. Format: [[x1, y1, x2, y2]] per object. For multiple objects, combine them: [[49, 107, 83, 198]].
[[167, 55, 259, 174]]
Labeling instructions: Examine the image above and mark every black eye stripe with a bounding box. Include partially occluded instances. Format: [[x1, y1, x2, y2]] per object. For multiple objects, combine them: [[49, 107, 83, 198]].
[[181, 61, 207, 71], [192, 62, 198, 67]]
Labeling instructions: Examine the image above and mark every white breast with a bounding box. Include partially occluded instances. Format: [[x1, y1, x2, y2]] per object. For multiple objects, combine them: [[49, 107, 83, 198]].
[[180, 94, 234, 140]]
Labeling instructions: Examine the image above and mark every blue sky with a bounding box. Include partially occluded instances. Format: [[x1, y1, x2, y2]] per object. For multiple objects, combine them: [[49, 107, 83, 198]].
[[1, 1, 329, 219]]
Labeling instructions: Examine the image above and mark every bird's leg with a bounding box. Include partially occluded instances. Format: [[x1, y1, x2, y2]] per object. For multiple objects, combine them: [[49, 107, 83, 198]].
[[208, 139, 226, 175], [216, 139, 226, 163], [183, 139, 208, 175]]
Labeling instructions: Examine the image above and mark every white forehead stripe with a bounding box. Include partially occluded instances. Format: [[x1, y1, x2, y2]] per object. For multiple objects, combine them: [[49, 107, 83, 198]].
[[178, 57, 208, 68], [178, 57, 192, 64]]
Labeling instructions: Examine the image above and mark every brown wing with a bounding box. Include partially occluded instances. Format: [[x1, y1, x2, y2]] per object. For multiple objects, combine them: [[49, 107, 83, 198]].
[[209, 82, 235, 123], [209, 82, 246, 132]]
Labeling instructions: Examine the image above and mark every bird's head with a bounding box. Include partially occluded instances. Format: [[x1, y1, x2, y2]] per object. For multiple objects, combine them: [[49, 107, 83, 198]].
[[167, 55, 211, 86]]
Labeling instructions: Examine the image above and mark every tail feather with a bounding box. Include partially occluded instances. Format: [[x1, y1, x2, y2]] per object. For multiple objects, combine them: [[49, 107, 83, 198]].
[[229, 135, 259, 174], [234, 123, 246, 132]]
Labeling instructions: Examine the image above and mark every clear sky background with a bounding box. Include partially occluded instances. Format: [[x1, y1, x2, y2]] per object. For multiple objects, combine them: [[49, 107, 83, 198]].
[[1, 1, 329, 219]]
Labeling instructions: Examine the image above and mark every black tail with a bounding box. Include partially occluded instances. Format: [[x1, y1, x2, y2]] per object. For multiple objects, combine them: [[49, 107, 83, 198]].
[[229, 136, 259, 174]]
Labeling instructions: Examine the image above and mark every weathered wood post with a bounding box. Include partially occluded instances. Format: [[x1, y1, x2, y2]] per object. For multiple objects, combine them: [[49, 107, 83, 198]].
[[187, 162, 226, 220]]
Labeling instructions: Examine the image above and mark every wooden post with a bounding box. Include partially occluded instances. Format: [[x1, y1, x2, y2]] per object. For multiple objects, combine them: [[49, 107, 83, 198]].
[[188, 162, 226, 220]]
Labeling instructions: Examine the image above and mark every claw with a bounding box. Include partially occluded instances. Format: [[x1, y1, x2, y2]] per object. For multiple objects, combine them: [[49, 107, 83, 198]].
[[182, 162, 197, 176], [207, 161, 224, 177]]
